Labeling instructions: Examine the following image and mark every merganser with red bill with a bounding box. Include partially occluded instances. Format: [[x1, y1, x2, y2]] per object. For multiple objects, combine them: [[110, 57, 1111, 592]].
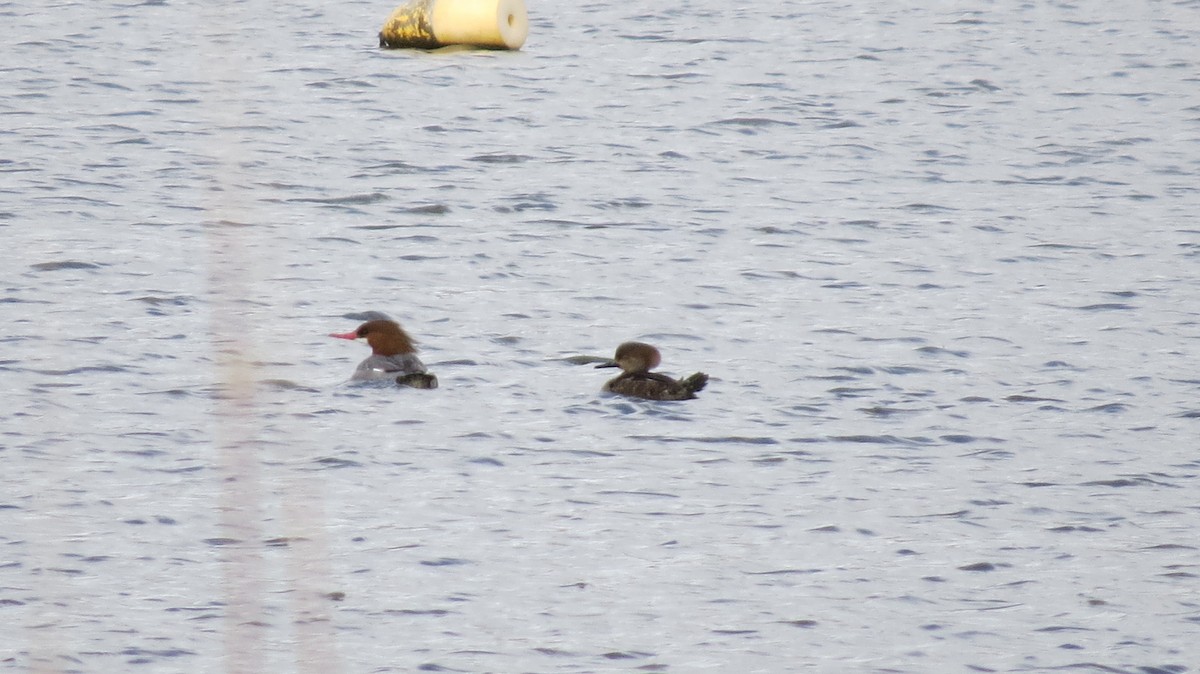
[[596, 341, 707, 401], [330, 319, 438, 389]]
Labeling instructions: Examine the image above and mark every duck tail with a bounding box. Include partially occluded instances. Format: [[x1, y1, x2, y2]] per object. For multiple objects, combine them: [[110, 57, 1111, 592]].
[[681, 372, 709, 394], [396, 372, 439, 389]]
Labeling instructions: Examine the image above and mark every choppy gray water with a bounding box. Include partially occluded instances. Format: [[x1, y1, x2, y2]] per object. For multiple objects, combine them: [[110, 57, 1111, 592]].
[[3, 0, 1200, 672]]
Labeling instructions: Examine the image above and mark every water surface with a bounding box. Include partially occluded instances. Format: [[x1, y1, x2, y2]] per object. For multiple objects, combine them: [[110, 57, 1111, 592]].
[[2, 1, 1199, 672]]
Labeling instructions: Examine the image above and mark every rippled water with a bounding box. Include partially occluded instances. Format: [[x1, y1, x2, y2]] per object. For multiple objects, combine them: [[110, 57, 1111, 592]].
[[3, 1, 1199, 672]]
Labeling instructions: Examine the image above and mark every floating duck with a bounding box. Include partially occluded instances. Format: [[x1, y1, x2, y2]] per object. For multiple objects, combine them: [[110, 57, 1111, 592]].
[[596, 341, 708, 401], [330, 319, 438, 389]]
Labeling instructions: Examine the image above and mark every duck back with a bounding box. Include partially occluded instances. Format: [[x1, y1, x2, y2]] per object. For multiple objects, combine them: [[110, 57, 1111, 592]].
[[604, 371, 708, 401], [353, 353, 429, 381]]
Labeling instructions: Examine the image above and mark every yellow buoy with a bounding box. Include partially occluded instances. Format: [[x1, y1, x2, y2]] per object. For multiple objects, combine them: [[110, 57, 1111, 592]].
[[379, 0, 528, 50]]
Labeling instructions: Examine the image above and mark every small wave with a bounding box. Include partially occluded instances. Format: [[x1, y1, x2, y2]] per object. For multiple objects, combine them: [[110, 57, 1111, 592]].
[[631, 435, 778, 445], [313, 457, 362, 469], [120, 647, 195, 659], [940, 434, 977, 444], [902, 203, 955, 212], [132, 294, 192, 306], [383, 609, 453, 617], [828, 434, 929, 446], [958, 562, 1000, 572], [743, 568, 821, 576], [1081, 402, 1129, 414], [711, 117, 798, 128], [1080, 477, 1165, 488], [916, 346, 970, 358], [30, 260, 101, 271], [1005, 394, 1064, 403], [596, 490, 678, 499], [469, 153, 532, 164], [1074, 303, 1135, 311], [860, 406, 918, 417], [419, 557, 473, 567], [361, 160, 422, 173], [33, 364, 128, 375], [289, 193, 388, 205], [1047, 525, 1103, 533], [403, 203, 450, 214]]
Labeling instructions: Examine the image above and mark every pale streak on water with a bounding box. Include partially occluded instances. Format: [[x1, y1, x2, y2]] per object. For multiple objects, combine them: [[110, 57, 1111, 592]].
[[2, 0, 1199, 672]]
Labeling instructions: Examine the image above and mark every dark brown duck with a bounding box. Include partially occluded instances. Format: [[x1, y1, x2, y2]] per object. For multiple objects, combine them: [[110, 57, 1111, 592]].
[[596, 341, 708, 401]]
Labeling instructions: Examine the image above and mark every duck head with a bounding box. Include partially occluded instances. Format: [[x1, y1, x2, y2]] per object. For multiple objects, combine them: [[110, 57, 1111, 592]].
[[595, 341, 662, 374], [330, 319, 416, 356]]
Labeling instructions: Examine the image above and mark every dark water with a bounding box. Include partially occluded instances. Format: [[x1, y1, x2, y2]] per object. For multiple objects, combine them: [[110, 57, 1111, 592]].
[[3, 1, 1199, 672]]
